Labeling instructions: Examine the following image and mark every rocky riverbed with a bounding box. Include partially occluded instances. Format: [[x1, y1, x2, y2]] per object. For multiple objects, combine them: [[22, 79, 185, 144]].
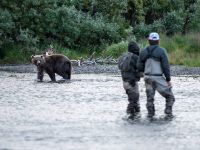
[[0, 64, 200, 76]]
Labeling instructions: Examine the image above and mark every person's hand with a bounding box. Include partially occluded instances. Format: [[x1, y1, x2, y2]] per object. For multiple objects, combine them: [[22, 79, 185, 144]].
[[167, 81, 172, 87]]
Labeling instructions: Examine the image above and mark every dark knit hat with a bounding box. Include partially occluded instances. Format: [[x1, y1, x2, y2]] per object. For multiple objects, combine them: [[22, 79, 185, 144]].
[[128, 41, 140, 55]]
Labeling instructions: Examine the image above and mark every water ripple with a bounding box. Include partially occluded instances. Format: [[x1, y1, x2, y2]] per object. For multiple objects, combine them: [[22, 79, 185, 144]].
[[0, 72, 200, 150]]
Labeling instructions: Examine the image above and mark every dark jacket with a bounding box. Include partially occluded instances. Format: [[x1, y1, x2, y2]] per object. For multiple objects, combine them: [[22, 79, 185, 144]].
[[137, 45, 171, 81], [121, 53, 140, 82]]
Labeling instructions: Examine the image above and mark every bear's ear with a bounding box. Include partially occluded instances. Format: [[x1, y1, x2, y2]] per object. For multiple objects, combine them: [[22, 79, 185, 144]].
[[42, 52, 48, 58], [31, 55, 34, 58], [41, 55, 45, 59]]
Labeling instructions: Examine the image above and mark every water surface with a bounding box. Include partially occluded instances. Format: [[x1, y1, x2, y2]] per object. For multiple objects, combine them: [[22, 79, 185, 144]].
[[0, 72, 200, 150]]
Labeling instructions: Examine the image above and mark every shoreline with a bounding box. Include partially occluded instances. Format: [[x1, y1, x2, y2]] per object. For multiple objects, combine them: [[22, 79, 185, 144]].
[[0, 64, 200, 76]]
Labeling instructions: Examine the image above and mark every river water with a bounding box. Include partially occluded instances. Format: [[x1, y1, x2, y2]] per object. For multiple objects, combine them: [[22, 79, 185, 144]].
[[0, 71, 200, 150]]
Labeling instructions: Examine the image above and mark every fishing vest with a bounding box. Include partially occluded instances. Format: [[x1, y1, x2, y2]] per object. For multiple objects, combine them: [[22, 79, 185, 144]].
[[144, 46, 163, 76]]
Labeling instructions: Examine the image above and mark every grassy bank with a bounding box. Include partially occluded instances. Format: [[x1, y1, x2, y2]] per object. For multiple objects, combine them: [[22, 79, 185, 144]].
[[0, 33, 200, 67], [102, 33, 200, 67], [0, 44, 89, 64], [160, 33, 200, 67]]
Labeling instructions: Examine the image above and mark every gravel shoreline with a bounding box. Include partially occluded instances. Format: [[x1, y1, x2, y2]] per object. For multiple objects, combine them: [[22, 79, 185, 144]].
[[0, 64, 200, 76]]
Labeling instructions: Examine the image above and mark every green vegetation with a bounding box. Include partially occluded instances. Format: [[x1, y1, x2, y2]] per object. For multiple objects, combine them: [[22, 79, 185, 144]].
[[0, 47, 29, 64], [160, 33, 200, 67], [0, 0, 200, 66], [102, 33, 200, 67], [101, 41, 128, 58]]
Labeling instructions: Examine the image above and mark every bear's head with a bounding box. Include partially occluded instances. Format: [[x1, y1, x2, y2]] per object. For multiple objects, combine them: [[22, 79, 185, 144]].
[[31, 55, 46, 66]]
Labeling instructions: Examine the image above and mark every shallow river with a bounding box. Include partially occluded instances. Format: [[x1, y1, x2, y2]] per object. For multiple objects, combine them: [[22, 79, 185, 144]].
[[0, 72, 200, 150]]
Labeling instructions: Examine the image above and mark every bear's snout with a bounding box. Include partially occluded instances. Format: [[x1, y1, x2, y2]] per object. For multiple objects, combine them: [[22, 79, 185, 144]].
[[36, 60, 41, 65]]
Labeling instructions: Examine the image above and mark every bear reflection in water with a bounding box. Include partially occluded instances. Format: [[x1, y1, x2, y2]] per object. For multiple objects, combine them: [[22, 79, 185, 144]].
[[31, 54, 72, 82]]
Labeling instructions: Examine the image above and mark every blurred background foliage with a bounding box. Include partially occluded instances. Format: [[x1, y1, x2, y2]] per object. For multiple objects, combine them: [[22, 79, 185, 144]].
[[0, 0, 200, 66]]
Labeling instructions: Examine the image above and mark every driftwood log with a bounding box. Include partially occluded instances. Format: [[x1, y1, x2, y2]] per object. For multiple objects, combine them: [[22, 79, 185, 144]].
[[44, 49, 118, 66], [71, 53, 118, 66]]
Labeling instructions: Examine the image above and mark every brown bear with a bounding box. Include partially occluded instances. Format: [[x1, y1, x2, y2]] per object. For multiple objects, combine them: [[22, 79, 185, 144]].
[[31, 54, 72, 82]]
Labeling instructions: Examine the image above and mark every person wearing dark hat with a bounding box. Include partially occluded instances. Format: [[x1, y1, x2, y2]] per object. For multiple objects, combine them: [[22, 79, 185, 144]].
[[118, 41, 141, 118], [137, 32, 175, 118]]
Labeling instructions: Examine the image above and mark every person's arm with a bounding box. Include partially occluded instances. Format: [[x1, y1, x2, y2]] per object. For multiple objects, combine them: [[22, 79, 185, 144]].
[[160, 50, 171, 82]]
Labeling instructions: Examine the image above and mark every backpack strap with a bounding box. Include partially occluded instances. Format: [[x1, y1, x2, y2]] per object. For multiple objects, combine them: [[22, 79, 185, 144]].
[[146, 46, 158, 59]]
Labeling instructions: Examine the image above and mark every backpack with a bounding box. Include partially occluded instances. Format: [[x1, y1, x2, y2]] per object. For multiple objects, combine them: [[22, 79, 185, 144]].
[[118, 52, 133, 71]]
